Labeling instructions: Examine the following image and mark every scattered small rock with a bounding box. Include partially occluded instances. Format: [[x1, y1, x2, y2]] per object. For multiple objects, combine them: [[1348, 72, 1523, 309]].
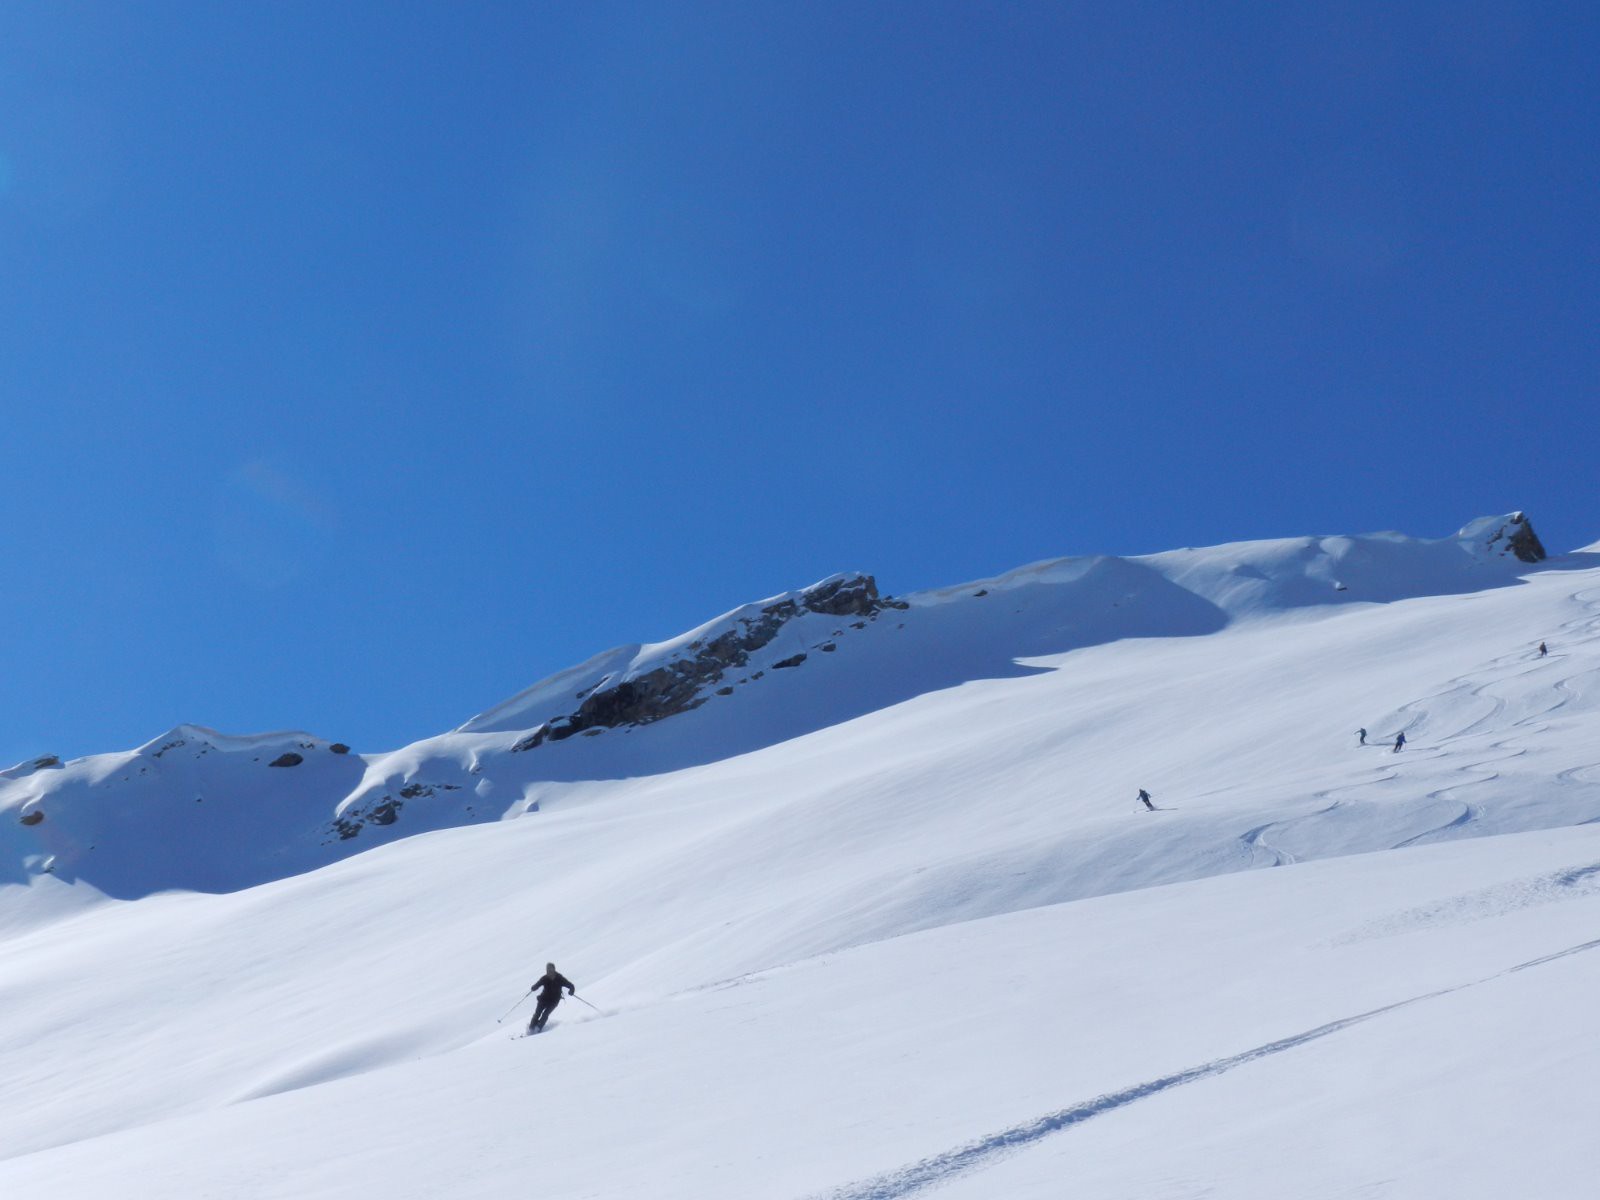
[[19, 810, 43, 826], [397, 782, 462, 800], [329, 743, 351, 755], [268, 752, 304, 768], [716, 686, 734, 695], [772, 653, 807, 669]]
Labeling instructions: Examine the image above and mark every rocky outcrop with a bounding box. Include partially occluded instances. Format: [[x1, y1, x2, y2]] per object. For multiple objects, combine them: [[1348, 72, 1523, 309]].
[[329, 743, 351, 755], [268, 752, 304, 768], [330, 781, 461, 841], [1495, 512, 1547, 563], [1458, 512, 1547, 564], [512, 573, 902, 751]]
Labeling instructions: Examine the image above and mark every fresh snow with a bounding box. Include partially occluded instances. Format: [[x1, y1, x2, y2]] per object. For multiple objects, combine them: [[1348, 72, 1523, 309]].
[[0, 514, 1597, 1198]]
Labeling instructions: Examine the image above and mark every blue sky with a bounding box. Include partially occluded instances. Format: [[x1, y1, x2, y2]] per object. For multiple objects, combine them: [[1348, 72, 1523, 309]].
[[2, 2, 1595, 761]]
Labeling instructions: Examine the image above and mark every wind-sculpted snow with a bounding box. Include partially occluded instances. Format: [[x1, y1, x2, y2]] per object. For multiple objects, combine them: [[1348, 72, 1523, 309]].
[[0, 725, 367, 897], [0, 515, 1593, 901], [1327, 861, 1600, 944]]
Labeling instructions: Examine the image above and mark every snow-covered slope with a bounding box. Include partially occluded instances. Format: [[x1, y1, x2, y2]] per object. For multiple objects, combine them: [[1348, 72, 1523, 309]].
[[1, 510, 1596, 1198], [5, 828, 1597, 1200], [0, 511, 1560, 896]]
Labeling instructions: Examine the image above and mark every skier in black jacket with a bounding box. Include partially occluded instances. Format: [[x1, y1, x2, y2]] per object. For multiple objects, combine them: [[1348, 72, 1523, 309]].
[[528, 963, 575, 1033]]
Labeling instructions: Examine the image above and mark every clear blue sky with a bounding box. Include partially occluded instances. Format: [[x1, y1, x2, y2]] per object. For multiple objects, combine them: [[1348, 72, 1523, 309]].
[[2, 2, 1595, 762]]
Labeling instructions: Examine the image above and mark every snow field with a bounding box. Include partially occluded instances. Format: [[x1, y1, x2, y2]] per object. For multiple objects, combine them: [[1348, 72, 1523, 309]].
[[2, 827, 1598, 1198]]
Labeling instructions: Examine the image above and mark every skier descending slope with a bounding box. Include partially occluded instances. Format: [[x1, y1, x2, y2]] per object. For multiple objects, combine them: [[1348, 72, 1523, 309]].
[[1393, 731, 1407, 753], [528, 963, 575, 1034], [1137, 789, 1155, 812]]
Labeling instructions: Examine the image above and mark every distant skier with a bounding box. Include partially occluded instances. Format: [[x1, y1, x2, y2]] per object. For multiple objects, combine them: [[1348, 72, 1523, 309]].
[[1137, 788, 1155, 811], [1357, 728, 1367, 746], [1538, 641, 1548, 657], [528, 963, 576, 1033], [1392, 731, 1407, 753]]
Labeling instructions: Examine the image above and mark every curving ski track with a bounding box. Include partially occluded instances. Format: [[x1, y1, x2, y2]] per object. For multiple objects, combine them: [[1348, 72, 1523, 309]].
[[810, 935, 1600, 1200], [1269, 583, 1600, 858]]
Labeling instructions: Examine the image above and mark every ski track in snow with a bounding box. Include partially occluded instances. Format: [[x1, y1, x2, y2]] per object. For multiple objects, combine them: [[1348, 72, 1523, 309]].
[[1328, 860, 1600, 944], [1240, 583, 1600, 861], [1237, 804, 1336, 867], [811, 935, 1600, 1200]]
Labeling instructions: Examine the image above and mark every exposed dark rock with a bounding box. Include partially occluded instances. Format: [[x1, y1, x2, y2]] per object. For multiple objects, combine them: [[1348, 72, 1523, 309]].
[[32, 755, 60, 770], [329, 743, 351, 755], [772, 653, 807, 669], [799, 574, 885, 617], [397, 782, 461, 800], [151, 740, 184, 759], [268, 752, 304, 768], [512, 726, 547, 752], [716, 686, 734, 695], [1494, 512, 1547, 563], [332, 794, 406, 840], [510, 574, 900, 749], [974, 589, 989, 597], [817, 642, 837, 653], [19, 810, 43, 826]]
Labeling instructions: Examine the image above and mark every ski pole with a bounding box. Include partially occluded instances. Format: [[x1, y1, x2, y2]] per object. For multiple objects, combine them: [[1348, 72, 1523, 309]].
[[496, 988, 534, 1023], [571, 993, 604, 1015]]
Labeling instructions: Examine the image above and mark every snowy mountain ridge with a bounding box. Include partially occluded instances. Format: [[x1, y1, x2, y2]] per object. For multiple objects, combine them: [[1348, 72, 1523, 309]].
[[0, 512, 1564, 899]]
